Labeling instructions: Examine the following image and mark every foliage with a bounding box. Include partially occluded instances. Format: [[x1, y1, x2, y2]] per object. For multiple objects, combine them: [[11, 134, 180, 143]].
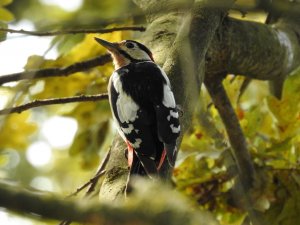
[[0, 1, 300, 225], [0, 0, 14, 41], [175, 69, 300, 224]]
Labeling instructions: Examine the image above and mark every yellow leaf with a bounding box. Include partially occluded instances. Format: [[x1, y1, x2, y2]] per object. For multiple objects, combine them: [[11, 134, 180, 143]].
[[0, 112, 37, 150], [65, 31, 123, 62], [24, 55, 45, 70], [267, 96, 299, 125], [0, 0, 12, 6], [33, 72, 94, 99], [0, 7, 14, 21]]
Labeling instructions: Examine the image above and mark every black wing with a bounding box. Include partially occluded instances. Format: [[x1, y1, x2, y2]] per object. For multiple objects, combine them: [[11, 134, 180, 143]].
[[108, 62, 180, 175]]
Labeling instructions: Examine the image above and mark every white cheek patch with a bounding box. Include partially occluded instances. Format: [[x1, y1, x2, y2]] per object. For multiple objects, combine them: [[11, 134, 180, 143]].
[[170, 124, 180, 133], [128, 48, 152, 61]]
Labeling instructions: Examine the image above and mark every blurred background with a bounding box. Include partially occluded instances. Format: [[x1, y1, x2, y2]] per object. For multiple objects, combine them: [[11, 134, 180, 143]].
[[0, 0, 300, 225]]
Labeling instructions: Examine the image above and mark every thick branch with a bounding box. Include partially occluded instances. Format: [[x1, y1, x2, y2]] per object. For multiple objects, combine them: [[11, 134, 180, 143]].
[[0, 26, 145, 36], [0, 94, 108, 115], [204, 76, 264, 225], [0, 54, 111, 85], [0, 181, 213, 225], [205, 77, 255, 189], [206, 16, 300, 97]]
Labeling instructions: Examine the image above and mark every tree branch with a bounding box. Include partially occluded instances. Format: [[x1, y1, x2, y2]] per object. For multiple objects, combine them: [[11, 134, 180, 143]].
[[204, 76, 264, 225], [61, 149, 111, 225], [204, 76, 255, 190], [0, 26, 146, 36], [0, 94, 108, 115], [0, 181, 214, 225], [67, 147, 111, 198], [206, 15, 300, 98], [0, 54, 111, 85]]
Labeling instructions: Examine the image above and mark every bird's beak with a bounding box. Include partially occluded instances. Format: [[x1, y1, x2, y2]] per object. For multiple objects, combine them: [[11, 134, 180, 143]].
[[94, 38, 118, 52]]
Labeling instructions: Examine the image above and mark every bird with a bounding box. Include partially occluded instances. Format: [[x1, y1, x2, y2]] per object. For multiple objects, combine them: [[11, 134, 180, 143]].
[[94, 38, 180, 179]]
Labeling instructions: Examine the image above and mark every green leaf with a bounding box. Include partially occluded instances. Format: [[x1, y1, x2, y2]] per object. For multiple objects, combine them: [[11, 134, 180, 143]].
[[0, 21, 7, 41], [263, 171, 300, 225], [0, 7, 14, 21], [0, 0, 12, 6], [69, 130, 92, 156]]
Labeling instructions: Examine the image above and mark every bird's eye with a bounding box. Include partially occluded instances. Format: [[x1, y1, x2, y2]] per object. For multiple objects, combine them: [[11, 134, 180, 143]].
[[125, 42, 135, 49]]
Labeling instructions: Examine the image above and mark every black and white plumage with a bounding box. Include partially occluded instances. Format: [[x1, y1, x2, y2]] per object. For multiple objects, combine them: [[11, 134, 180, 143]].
[[94, 38, 180, 178]]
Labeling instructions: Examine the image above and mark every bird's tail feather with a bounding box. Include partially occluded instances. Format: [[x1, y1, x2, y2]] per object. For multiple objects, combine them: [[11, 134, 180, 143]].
[[164, 142, 177, 167]]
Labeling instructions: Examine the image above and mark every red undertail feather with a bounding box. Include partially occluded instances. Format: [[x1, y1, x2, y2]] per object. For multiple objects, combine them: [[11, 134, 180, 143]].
[[157, 149, 167, 170], [126, 140, 134, 167]]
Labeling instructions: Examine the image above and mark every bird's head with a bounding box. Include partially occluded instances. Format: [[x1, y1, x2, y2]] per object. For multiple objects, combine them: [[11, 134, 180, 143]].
[[94, 38, 154, 69]]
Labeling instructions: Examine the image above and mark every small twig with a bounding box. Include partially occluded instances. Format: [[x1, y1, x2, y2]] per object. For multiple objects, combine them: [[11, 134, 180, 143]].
[[66, 170, 106, 198], [0, 54, 112, 85], [0, 26, 146, 36], [85, 148, 111, 196], [66, 148, 111, 198], [60, 148, 111, 225], [0, 94, 108, 115]]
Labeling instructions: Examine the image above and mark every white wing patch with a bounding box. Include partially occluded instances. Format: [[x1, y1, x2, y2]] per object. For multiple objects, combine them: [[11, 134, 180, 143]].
[[116, 94, 139, 123], [162, 84, 176, 108], [157, 65, 171, 86], [121, 124, 134, 134], [112, 71, 139, 123], [170, 124, 180, 133], [170, 109, 179, 118], [131, 138, 142, 148], [156, 65, 177, 108]]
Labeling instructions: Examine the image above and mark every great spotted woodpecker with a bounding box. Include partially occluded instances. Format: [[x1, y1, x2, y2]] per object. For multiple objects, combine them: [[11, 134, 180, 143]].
[[94, 38, 180, 178]]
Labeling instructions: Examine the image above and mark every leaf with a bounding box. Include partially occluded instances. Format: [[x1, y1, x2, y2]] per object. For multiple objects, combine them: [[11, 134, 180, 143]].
[[0, 0, 12, 6], [0, 112, 37, 150], [69, 130, 92, 156], [24, 55, 46, 70], [0, 21, 7, 41], [240, 106, 264, 138], [0, 7, 14, 21], [54, 34, 84, 55], [263, 171, 300, 225], [69, 121, 109, 169], [267, 96, 299, 125]]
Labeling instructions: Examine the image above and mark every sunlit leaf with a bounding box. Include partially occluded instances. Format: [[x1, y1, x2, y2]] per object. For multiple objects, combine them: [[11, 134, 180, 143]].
[[0, 7, 14, 21], [0, 0, 13, 6], [0, 112, 37, 150], [24, 55, 46, 70], [0, 21, 7, 41]]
